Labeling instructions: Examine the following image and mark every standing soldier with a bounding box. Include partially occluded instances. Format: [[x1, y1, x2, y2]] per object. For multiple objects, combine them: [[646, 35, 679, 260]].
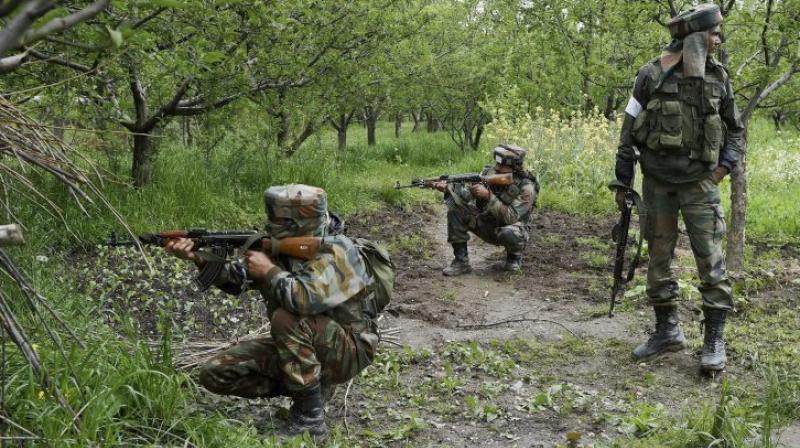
[[433, 144, 539, 275], [612, 4, 745, 373], [165, 185, 388, 440]]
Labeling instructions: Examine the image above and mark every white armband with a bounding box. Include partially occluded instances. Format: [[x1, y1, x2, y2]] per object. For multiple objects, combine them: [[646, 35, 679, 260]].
[[624, 96, 642, 118]]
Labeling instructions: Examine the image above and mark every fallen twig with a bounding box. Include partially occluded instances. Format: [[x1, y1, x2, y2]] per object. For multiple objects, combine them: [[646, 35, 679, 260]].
[[343, 378, 354, 437], [458, 317, 579, 338]]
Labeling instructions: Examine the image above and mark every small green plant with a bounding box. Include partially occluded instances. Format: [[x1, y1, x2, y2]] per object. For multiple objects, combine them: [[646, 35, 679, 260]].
[[580, 250, 609, 268]]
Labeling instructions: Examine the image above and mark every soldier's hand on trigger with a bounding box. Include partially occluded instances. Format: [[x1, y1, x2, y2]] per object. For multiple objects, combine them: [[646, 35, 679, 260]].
[[244, 250, 275, 280], [165, 238, 197, 261], [470, 184, 491, 200], [615, 189, 626, 211]]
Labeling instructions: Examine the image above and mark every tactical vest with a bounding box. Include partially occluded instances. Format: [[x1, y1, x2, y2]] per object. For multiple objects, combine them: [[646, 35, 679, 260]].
[[482, 166, 539, 223], [631, 60, 727, 164]]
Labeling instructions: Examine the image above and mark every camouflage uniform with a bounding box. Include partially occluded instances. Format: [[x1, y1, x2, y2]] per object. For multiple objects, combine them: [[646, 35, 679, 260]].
[[614, 4, 744, 370], [196, 186, 379, 399], [616, 30, 744, 312], [446, 165, 538, 256]]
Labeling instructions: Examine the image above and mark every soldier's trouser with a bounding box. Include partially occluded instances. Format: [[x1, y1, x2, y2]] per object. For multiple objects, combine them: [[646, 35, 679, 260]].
[[198, 308, 374, 398], [643, 175, 733, 310], [446, 204, 528, 254]]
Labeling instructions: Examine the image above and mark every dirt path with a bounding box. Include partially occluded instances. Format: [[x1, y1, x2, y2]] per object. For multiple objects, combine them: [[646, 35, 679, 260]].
[[336, 204, 733, 447], [383, 204, 637, 349]]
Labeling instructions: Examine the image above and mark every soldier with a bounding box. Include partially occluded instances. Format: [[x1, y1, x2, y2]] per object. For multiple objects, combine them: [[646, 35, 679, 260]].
[[612, 4, 745, 373], [433, 144, 539, 275], [165, 184, 384, 439]]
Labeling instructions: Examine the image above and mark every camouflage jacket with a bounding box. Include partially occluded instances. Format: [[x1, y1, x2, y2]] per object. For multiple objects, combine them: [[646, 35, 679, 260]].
[[207, 235, 376, 331], [447, 166, 538, 226], [616, 57, 745, 186]]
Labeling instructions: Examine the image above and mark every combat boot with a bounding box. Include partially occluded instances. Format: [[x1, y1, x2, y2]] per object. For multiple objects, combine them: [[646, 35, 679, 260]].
[[503, 252, 522, 272], [280, 385, 328, 441], [443, 243, 472, 276], [632, 305, 686, 360], [701, 307, 727, 372]]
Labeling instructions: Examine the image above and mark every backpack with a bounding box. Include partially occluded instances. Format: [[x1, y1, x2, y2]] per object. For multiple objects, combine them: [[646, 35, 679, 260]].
[[353, 237, 395, 314]]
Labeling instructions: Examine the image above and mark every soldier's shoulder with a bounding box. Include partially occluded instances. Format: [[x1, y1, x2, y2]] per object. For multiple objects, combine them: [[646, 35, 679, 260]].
[[324, 234, 357, 251], [707, 57, 730, 81], [638, 59, 662, 77]]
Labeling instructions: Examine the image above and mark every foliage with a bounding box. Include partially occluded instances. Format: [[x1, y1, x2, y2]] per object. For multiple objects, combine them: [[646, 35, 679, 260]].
[[485, 87, 619, 214]]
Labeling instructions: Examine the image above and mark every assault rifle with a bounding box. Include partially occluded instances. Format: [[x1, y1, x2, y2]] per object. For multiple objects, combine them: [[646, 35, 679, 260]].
[[106, 229, 323, 260], [608, 185, 644, 318], [394, 172, 513, 190]]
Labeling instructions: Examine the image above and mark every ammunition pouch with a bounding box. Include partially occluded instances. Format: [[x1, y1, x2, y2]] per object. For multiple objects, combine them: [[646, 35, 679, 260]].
[[632, 67, 726, 164]]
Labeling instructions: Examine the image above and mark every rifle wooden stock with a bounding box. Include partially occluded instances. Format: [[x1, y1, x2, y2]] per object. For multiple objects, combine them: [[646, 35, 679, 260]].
[[0, 224, 24, 247], [483, 173, 513, 186], [259, 236, 322, 260]]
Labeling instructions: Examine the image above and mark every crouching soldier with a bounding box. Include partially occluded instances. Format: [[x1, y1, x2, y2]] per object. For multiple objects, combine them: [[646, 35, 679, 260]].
[[433, 144, 539, 275], [165, 184, 390, 440]]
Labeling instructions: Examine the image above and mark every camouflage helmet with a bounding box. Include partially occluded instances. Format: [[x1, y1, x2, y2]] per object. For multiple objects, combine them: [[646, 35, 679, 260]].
[[667, 3, 722, 39], [264, 184, 329, 238], [493, 143, 527, 169]]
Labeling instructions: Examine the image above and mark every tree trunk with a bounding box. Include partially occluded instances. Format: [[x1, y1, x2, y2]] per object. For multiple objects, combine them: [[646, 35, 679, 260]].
[[473, 123, 484, 150], [337, 127, 347, 151], [394, 112, 402, 138], [727, 153, 747, 274], [284, 121, 317, 157], [603, 94, 616, 121], [366, 115, 377, 146], [426, 112, 436, 132], [330, 112, 352, 151], [181, 116, 193, 147], [132, 132, 153, 188], [276, 110, 290, 149], [364, 106, 378, 146], [411, 109, 421, 132]]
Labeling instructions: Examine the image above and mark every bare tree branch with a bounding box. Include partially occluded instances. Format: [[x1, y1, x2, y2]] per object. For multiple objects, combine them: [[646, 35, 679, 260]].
[[667, 0, 678, 17], [0, 0, 52, 58], [142, 78, 191, 130], [0, 49, 27, 73], [19, 0, 110, 48], [131, 7, 167, 30], [735, 49, 762, 77], [27, 48, 94, 72], [44, 36, 102, 51], [761, 0, 774, 66], [742, 63, 799, 123]]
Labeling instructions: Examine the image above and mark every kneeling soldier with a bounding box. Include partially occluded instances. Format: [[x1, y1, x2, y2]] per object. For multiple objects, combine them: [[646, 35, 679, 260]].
[[165, 184, 384, 439], [433, 144, 539, 275]]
